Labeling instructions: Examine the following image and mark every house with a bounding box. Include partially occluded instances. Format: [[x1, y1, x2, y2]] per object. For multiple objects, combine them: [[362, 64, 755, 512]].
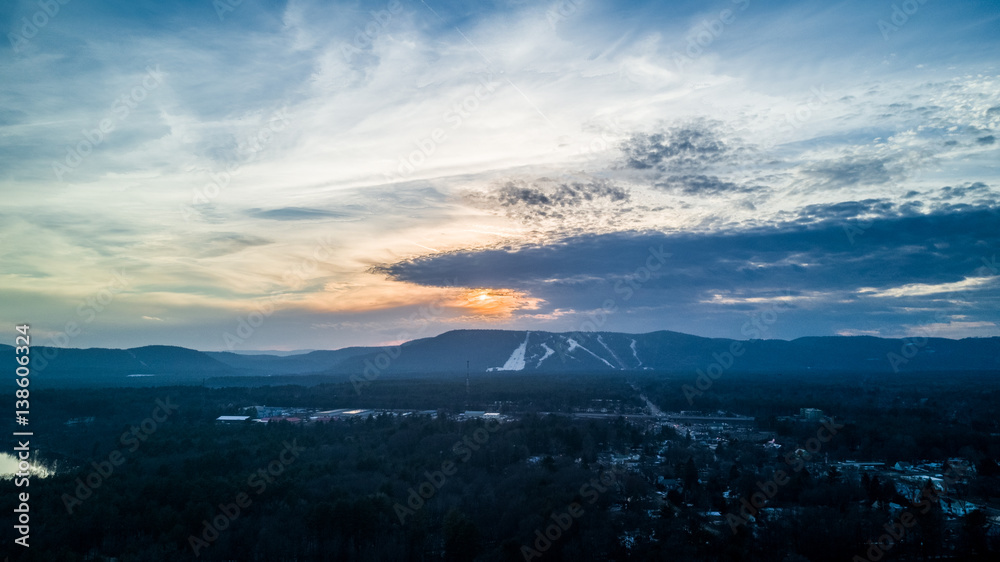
[[340, 409, 371, 418], [216, 415, 250, 423], [799, 408, 824, 421]]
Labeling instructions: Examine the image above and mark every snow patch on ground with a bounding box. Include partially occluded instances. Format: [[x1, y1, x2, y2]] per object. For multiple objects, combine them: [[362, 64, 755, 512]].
[[566, 338, 615, 369], [630, 339, 642, 367], [597, 335, 625, 369], [495, 332, 530, 371], [535, 343, 555, 368]]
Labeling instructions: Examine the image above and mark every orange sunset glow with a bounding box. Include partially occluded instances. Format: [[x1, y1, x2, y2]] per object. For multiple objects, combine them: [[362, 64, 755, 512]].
[[452, 288, 544, 319]]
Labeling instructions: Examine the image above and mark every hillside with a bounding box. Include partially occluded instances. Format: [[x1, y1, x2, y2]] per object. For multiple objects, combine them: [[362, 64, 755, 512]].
[[4, 329, 998, 387]]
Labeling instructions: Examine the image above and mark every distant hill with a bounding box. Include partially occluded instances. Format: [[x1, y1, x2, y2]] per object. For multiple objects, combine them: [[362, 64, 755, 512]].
[[329, 330, 1000, 375], [7, 345, 236, 386], [226, 349, 316, 356], [3, 329, 998, 387], [205, 347, 375, 374]]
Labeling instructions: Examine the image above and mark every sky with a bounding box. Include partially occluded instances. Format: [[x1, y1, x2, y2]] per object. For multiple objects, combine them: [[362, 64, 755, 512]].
[[1, 0, 999, 351]]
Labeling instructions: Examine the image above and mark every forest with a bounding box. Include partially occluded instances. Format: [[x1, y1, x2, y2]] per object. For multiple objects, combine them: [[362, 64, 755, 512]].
[[1, 370, 998, 561]]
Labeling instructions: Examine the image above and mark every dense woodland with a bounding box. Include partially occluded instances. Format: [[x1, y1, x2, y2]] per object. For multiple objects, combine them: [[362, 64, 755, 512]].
[[2, 370, 999, 561]]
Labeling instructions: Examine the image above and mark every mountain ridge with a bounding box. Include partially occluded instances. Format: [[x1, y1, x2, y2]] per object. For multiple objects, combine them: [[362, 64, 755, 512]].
[[3, 329, 998, 387]]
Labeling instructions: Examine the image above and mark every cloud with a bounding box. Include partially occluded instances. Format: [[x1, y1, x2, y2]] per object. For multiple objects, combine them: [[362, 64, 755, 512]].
[[383, 206, 996, 291], [197, 233, 272, 258], [246, 207, 355, 221], [803, 156, 892, 188], [859, 276, 998, 298], [656, 174, 756, 195], [786, 199, 899, 223], [377, 204, 1000, 338], [619, 122, 730, 170], [474, 178, 629, 213], [897, 321, 998, 339], [935, 182, 992, 201]]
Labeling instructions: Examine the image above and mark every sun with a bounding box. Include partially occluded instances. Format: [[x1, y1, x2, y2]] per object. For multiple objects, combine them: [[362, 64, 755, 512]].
[[466, 289, 500, 308], [453, 288, 542, 318]]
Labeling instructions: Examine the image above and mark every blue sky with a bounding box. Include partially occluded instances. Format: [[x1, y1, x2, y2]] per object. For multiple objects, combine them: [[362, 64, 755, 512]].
[[1, 0, 999, 350]]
